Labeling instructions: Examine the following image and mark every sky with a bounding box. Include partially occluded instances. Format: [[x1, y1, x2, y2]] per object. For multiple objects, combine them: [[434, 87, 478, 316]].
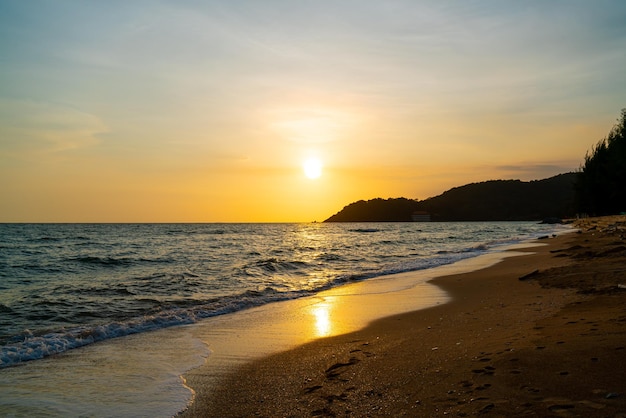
[[1, 1, 625, 222]]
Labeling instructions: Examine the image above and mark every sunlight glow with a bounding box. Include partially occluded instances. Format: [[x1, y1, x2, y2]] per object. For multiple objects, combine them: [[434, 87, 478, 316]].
[[311, 304, 331, 337], [1, 1, 622, 223], [303, 158, 323, 179], [270, 107, 353, 144]]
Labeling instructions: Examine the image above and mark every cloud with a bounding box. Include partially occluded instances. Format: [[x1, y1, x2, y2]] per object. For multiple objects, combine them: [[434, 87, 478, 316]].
[[0, 100, 107, 158], [267, 107, 356, 144]]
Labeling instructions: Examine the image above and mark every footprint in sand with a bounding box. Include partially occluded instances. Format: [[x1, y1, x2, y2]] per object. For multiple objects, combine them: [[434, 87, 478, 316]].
[[305, 353, 366, 395], [477, 403, 495, 413], [548, 403, 575, 412], [471, 367, 495, 376], [304, 385, 323, 394], [325, 357, 360, 380]]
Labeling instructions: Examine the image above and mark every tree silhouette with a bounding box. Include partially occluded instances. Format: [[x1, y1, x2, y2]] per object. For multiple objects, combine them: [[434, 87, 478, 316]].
[[576, 109, 626, 216]]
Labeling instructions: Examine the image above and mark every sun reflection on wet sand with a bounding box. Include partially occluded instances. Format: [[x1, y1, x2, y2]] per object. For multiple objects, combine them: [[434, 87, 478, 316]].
[[183, 248, 538, 409], [311, 301, 333, 337]]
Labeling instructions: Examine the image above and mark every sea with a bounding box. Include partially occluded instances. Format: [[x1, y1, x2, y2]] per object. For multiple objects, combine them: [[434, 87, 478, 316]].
[[0, 222, 569, 416]]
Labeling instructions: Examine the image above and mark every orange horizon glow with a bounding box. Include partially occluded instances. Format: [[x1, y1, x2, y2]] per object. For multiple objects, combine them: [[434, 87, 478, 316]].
[[1, 2, 625, 222]]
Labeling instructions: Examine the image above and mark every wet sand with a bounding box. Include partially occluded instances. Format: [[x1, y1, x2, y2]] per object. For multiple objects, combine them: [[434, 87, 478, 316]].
[[182, 217, 626, 417]]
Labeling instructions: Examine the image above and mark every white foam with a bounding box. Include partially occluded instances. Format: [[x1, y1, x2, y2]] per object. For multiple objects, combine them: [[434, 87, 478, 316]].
[[0, 326, 208, 418]]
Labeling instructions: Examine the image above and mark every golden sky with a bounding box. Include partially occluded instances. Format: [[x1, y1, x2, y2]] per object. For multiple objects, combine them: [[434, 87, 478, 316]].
[[1, 1, 625, 222]]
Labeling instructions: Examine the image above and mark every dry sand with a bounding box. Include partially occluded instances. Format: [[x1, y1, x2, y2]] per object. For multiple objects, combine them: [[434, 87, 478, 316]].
[[182, 216, 626, 417]]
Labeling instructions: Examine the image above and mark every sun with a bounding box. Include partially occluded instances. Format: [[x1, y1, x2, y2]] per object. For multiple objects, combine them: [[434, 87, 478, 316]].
[[302, 157, 323, 179]]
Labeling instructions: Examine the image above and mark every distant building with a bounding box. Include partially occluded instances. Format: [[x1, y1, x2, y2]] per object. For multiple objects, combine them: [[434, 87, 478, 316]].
[[411, 211, 431, 222]]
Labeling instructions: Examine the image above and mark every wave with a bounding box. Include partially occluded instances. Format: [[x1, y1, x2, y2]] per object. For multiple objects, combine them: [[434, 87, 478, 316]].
[[0, 287, 307, 368], [316, 253, 345, 262], [30, 236, 62, 242], [66, 255, 173, 267], [243, 258, 311, 275], [1, 222, 571, 368], [437, 243, 487, 254], [0, 238, 520, 369], [69, 256, 134, 267], [0, 240, 504, 368], [349, 228, 381, 233], [3, 248, 481, 368]]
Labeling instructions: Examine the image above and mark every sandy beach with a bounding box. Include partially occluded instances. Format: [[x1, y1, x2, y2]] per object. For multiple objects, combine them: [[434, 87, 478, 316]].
[[182, 217, 626, 417]]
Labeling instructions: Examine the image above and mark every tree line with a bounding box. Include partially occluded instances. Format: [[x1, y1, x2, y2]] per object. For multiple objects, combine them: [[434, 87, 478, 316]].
[[575, 109, 626, 216]]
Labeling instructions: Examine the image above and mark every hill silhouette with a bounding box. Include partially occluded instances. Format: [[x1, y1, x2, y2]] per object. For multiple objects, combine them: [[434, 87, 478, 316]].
[[324, 173, 576, 222]]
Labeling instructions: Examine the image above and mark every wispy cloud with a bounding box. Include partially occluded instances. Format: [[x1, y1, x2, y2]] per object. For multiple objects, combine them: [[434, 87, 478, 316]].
[[0, 100, 106, 157]]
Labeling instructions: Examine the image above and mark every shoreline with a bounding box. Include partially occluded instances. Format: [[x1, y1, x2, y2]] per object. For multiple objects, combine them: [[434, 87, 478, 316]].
[[182, 217, 626, 417], [179, 234, 549, 413]]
